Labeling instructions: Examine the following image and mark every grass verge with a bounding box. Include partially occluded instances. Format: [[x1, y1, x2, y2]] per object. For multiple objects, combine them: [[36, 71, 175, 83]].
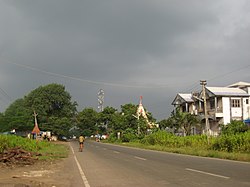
[[112, 141, 250, 162], [0, 135, 69, 161]]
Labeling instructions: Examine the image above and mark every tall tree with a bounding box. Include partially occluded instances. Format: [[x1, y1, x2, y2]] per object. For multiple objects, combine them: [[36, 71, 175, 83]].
[[121, 103, 138, 131], [98, 106, 117, 134], [24, 83, 77, 119], [1, 83, 77, 135], [77, 108, 98, 137]]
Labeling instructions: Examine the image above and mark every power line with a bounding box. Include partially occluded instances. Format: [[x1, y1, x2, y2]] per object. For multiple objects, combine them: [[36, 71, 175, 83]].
[[3, 60, 250, 90], [208, 64, 250, 82], [0, 86, 12, 101], [183, 64, 250, 93], [4, 61, 173, 89]]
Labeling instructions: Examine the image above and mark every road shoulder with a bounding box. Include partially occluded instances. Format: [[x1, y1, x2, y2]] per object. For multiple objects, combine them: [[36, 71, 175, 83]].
[[0, 141, 83, 187]]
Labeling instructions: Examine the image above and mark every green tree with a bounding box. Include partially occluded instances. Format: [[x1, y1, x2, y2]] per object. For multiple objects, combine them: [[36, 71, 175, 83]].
[[24, 83, 77, 135], [77, 108, 98, 137], [167, 109, 200, 136], [98, 106, 117, 134], [24, 83, 77, 119], [120, 103, 156, 135], [158, 119, 169, 130], [110, 112, 125, 132], [2, 98, 32, 132], [0, 112, 9, 132], [44, 117, 72, 137], [121, 103, 138, 131]]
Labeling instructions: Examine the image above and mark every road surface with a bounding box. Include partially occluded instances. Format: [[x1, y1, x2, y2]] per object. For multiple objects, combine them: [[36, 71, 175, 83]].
[[70, 140, 250, 187]]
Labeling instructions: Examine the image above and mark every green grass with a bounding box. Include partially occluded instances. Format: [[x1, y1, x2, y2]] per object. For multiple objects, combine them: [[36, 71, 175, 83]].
[[116, 141, 250, 162], [0, 135, 69, 160]]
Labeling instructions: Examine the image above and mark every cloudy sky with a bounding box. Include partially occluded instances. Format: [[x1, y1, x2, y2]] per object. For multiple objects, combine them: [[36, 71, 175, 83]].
[[0, 0, 250, 120]]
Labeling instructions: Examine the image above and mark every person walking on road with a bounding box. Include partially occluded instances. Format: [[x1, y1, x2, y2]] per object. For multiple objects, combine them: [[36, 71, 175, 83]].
[[79, 134, 85, 152]]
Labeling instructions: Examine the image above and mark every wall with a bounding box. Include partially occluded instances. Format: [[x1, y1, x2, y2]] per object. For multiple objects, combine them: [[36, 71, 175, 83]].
[[230, 97, 242, 120], [222, 97, 230, 125], [243, 98, 250, 120]]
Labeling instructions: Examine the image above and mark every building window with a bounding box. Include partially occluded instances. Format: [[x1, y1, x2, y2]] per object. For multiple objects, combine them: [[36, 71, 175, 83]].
[[231, 99, 240, 108], [246, 99, 249, 105], [210, 97, 215, 109]]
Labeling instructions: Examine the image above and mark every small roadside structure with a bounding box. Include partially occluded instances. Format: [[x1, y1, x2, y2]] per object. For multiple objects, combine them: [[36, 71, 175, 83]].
[[31, 111, 41, 139]]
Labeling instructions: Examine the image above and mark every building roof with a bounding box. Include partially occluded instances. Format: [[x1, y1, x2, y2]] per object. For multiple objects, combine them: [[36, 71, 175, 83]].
[[32, 124, 40, 134], [179, 93, 194, 102], [172, 93, 194, 105], [227, 81, 250, 88], [206, 87, 249, 97]]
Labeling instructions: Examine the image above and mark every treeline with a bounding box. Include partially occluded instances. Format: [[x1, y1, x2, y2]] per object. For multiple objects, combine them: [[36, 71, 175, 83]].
[[0, 83, 156, 138]]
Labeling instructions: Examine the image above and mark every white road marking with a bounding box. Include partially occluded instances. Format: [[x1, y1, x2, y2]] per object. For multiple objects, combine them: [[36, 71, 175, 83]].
[[103, 148, 107, 150], [113, 151, 120, 154], [70, 145, 91, 187], [134, 156, 147, 161], [186, 168, 230, 179]]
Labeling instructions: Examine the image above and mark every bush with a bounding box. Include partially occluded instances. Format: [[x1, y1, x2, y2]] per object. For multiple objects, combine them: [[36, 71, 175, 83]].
[[121, 132, 137, 142], [107, 133, 118, 143], [0, 135, 51, 153], [221, 120, 249, 135], [139, 130, 250, 153], [212, 131, 250, 153]]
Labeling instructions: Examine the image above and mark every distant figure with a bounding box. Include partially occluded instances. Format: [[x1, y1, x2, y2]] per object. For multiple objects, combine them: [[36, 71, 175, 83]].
[[79, 134, 85, 152]]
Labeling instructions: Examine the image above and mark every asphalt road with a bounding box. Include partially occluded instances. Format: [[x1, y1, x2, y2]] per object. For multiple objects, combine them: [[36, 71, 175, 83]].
[[69, 140, 250, 187]]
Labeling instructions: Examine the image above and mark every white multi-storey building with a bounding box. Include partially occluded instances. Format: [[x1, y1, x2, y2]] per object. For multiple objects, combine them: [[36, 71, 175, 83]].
[[172, 81, 250, 135]]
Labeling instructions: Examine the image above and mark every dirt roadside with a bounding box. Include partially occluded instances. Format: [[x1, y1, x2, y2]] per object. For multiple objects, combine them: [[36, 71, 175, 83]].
[[0, 141, 80, 187]]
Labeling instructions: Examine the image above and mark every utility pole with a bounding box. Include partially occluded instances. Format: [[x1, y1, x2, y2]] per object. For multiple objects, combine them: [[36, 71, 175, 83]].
[[200, 80, 210, 136]]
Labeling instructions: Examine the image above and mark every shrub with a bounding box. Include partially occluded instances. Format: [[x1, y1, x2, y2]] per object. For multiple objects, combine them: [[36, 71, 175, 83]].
[[121, 132, 137, 142], [221, 120, 249, 135], [212, 131, 250, 153], [0, 135, 50, 153]]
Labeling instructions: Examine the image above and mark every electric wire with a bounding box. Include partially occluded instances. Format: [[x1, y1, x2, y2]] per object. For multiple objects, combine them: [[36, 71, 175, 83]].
[[0, 87, 12, 101], [4, 61, 173, 89], [4, 61, 250, 90]]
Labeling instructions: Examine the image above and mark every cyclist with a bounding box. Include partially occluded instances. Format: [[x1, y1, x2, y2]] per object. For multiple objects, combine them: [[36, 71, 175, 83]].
[[79, 134, 85, 152]]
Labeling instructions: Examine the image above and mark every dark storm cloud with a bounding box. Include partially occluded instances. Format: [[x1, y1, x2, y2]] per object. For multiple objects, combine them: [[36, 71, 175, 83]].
[[0, 0, 250, 119]]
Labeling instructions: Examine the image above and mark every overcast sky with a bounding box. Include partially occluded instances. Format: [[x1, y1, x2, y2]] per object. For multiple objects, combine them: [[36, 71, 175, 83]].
[[0, 0, 250, 120]]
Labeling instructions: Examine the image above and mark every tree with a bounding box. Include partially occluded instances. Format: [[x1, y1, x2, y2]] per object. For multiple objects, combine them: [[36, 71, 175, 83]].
[[166, 109, 200, 136], [43, 117, 72, 137], [23, 83, 77, 135], [0, 112, 9, 132], [77, 108, 98, 137], [24, 83, 77, 119], [121, 103, 138, 131], [0, 83, 77, 136], [98, 106, 117, 134], [1, 98, 32, 132], [158, 119, 169, 130]]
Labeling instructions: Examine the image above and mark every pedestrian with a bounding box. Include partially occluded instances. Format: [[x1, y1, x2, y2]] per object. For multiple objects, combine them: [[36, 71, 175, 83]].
[[79, 134, 85, 152]]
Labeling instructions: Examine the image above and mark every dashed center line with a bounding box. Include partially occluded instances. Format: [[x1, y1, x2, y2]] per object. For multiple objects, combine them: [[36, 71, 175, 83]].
[[186, 168, 230, 179], [134, 156, 147, 161]]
